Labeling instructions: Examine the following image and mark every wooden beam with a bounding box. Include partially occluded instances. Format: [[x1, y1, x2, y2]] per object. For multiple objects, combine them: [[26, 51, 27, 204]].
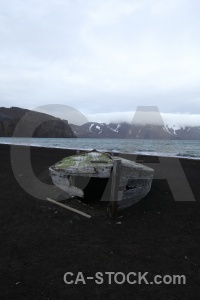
[[110, 159, 122, 218], [46, 198, 91, 219], [69, 176, 75, 186]]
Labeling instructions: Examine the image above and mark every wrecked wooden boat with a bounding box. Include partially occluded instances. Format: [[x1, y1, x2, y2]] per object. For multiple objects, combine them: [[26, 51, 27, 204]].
[[49, 151, 154, 213]]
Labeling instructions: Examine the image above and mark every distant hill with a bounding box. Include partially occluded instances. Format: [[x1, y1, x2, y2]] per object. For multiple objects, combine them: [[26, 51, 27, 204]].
[[1, 107, 199, 139], [0, 107, 75, 138], [70, 122, 200, 140]]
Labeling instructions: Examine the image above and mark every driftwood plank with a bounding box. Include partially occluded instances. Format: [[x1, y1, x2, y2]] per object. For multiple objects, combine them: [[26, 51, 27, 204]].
[[46, 198, 91, 218]]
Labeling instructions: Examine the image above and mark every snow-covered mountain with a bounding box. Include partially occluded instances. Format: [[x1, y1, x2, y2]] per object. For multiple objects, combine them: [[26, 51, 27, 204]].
[[70, 122, 200, 139]]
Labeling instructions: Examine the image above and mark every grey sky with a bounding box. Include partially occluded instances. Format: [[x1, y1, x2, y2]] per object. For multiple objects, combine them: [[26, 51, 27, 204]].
[[0, 0, 200, 125]]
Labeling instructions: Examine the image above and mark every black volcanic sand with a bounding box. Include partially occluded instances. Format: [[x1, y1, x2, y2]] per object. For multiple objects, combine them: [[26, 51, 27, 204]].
[[0, 144, 200, 299]]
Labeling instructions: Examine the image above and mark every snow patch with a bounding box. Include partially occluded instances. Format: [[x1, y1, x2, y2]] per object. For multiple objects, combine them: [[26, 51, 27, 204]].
[[114, 124, 121, 132], [98, 129, 102, 134], [163, 125, 173, 135], [108, 124, 121, 133], [89, 123, 94, 132]]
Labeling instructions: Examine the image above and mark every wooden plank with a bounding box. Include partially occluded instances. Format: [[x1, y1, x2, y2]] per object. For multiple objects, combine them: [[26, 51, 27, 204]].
[[46, 198, 91, 218], [110, 159, 122, 218], [69, 176, 75, 186]]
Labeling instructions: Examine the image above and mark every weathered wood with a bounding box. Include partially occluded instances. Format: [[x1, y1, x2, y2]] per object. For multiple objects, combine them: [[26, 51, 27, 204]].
[[49, 152, 113, 178], [49, 151, 154, 211], [50, 171, 84, 197], [110, 159, 122, 218], [69, 176, 75, 186], [46, 198, 91, 218]]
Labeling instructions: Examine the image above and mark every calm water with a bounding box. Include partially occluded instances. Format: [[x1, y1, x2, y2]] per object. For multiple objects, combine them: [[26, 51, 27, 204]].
[[0, 137, 200, 159]]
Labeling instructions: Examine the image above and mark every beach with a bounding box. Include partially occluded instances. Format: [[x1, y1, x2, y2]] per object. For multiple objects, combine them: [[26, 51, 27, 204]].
[[0, 144, 200, 299]]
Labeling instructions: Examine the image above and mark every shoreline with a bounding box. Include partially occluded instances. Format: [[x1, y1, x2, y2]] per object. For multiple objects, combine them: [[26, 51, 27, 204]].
[[1, 141, 200, 160]]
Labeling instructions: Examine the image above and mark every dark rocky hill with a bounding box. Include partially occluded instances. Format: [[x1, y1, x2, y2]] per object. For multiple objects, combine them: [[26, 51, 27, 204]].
[[0, 107, 75, 138]]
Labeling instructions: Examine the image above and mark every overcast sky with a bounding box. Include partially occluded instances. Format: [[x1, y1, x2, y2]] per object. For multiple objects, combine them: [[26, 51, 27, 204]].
[[0, 0, 200, 125]]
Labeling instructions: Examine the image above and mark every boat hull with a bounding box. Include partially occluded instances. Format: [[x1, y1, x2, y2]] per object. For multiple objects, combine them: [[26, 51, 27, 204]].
[[49, 151, 154, 209]]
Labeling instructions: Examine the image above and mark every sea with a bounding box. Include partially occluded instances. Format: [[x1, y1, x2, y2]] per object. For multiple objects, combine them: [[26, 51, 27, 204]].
[[0, 137, 200, 160]]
